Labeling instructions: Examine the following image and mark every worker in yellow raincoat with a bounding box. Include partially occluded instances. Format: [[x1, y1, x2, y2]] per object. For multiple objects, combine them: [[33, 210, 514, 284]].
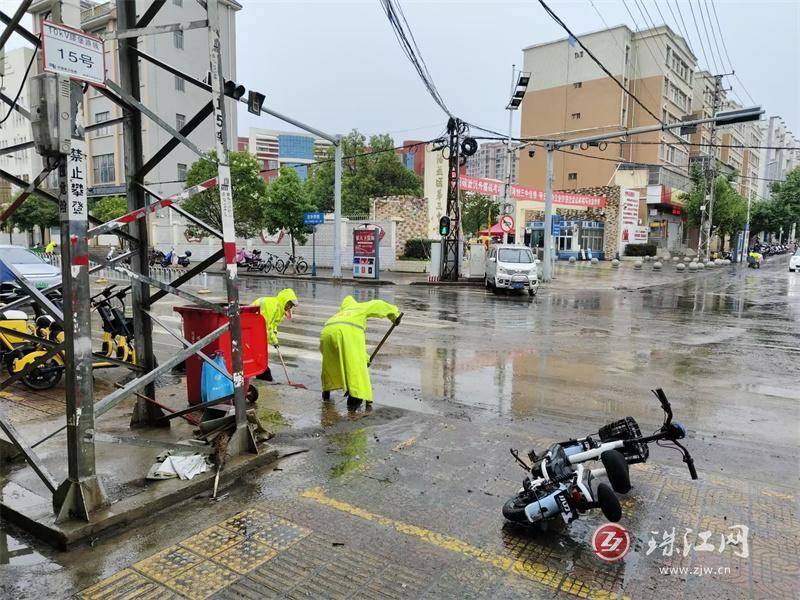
[[320, 295, 400, 403], [251, 288, 298, 381]]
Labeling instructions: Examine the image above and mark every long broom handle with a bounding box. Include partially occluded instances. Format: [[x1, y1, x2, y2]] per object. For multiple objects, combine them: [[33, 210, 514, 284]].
[[368, 312, 403, 366]]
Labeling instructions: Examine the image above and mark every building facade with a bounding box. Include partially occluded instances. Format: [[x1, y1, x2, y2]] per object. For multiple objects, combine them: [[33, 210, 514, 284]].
[[758, 116, 800, 199], [519, 25, 696, 193], [395, 140, 425, 178], [465, 141, 518, 184], [0, 47, 40, 193], [518, 25, 696, 251], [244, 128, 332, 183], [27, 0, 240, 201]]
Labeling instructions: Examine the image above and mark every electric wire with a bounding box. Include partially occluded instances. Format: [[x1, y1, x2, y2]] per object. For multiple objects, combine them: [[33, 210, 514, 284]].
[[377, 0, 452, 117], [708, 0, 757, 105], [686, 0, 712, 71], [535, 0, 667, 128], [665, 0, 692, 47], [701, 0, 726, 75]]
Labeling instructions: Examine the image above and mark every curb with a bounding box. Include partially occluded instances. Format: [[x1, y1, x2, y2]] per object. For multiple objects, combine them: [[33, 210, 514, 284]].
[[206, 270, 398, 286]]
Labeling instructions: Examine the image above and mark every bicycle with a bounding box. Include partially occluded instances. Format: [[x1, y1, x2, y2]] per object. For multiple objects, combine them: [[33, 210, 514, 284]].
[[280, 252, 309, 275], [259, 252, 284, 274]]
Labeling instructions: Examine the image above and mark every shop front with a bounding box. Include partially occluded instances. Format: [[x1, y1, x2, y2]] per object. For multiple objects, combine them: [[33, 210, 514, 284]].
[[525, 219, 606, 260], [646, 185, 687, 251]]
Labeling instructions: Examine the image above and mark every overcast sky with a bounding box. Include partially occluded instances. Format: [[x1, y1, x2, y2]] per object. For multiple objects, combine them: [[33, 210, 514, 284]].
[[1, 1, 796, 142], [233, 0, 798, 142]]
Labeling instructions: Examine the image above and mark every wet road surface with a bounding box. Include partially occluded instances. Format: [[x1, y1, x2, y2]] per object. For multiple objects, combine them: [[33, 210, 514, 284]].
[[1, 257, 798, 598]]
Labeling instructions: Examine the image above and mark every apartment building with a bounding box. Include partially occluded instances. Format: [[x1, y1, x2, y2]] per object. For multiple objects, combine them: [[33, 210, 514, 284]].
[[0, 47, 40, 193], [243, 128, 333, 184], [465, 141, 519, 184], [519, 25, 696, 193], [518, 25, 696, 251], [27, 0, 240, 201], [758, 116, 800, 199], [688, 76, 762, 200]]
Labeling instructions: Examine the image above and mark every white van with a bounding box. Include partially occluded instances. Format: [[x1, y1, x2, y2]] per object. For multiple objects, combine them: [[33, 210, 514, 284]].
[[485, 244, 539, 296]]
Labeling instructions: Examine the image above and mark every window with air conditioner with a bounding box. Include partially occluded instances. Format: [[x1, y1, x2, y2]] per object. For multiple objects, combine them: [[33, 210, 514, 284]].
[[571, 112, 581, 119], [574, 51, 584, 59], [573, 82, 582, 88], [568, 172, 578, 180]]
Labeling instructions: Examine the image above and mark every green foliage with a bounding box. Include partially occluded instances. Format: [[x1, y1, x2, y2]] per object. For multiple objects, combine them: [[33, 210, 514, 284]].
[[684, 164, 747, 240], [90, 196, 127, 223], [750, 167, 800, 239], [7, 195, 58, 238], [624, 243, 657, 257], [304, 130, 422, 215], [183, 151, 268, 237], [263, 167, 317, 255], [461, 193, 498, 236], [403, 238, 434, 259]]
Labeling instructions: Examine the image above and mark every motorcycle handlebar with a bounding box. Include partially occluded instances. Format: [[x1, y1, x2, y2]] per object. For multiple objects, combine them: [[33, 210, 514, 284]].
[[653, 388, 673, 425]]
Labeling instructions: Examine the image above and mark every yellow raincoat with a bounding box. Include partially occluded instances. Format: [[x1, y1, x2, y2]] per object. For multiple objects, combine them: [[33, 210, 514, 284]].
[[45, 240, 56, 253], [320, 295, 399, 402], [251, 288, 298, 345]]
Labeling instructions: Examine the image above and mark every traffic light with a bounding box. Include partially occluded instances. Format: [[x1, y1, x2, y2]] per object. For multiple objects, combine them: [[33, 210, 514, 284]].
[[247, 90, 266, 115], [224, 80, 245, 100], [439, 215, 451, 237]]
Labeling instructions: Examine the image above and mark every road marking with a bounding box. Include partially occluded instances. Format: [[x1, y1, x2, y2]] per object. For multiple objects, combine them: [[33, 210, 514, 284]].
[[301, 487, 628, 599]]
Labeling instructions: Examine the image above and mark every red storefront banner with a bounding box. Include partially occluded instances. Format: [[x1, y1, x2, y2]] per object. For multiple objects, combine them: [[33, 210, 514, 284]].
[[459, 175, 606, 208]]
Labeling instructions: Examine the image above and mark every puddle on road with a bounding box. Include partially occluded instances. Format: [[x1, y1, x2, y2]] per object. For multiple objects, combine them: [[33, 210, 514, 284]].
[[0, 527, 52, 567]]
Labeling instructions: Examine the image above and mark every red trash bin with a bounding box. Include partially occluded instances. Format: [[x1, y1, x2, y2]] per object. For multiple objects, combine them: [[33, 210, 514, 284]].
[[173, 304, 268, 405]]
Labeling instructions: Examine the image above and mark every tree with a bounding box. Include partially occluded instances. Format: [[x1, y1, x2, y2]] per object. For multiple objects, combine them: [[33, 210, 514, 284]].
[[7, 195, 58, 242], [684, 165, 747, 246], [183, 151, 268, 237], [304, 130, 423, 215], [461, 193, 498, 236], [263, 167, 317, 255], [760, 166, 800, 239], [90, 196, 127, 223]]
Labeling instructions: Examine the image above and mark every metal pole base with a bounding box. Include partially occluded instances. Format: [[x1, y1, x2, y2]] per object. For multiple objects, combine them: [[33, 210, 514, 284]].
[[227, 424, 258, 456], [53, 476, 108, 523]]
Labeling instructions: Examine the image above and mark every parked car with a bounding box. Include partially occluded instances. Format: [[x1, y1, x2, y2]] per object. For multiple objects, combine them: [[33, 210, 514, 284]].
[[485, 244, 539, 296], [0, 245, 61, 289], [790, 249, 800, 273]]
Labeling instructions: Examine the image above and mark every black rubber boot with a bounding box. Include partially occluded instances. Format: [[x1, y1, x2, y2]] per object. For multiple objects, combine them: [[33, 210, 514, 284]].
[[322, 390, 331, 401], [256, 367, 273, 382]]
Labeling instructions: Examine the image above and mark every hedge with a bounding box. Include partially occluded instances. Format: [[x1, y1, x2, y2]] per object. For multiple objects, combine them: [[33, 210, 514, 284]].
[[403, 238, 434, 260], [624, 243, 657, 257]]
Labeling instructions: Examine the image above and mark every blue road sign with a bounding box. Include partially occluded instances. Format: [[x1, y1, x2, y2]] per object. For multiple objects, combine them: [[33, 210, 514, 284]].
[[303, 212, 324, 225]]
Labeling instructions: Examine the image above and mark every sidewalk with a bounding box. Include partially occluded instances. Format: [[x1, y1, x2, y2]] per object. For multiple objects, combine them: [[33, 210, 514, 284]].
[[56, 385, 799, 600]]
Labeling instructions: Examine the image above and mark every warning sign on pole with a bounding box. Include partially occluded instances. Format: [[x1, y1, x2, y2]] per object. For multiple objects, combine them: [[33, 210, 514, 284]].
[[500, 215, 515, 233], [41, 21, 106, 86]]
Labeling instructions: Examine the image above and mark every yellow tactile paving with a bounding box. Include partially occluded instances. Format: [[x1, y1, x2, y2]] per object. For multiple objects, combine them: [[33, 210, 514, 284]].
[[77, 568, 164, 600], [252, 517, 312, 551], [132, 545, 203, 583], [218, 507, 278, 537], [161, 558, 239, 600], [211, 538, 278, 574], [178, 524, 244, 559]]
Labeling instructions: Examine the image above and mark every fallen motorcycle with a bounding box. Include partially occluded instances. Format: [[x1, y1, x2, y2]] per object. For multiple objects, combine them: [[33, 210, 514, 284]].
[[503, 389, 697, 528]]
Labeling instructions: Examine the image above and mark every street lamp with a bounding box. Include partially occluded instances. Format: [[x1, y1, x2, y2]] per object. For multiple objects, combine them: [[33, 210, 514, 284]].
[[503, 67, 531, 243]]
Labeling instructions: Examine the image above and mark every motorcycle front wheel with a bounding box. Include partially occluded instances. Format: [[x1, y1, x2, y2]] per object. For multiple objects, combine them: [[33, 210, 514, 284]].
[[502, 495, 529, 523]]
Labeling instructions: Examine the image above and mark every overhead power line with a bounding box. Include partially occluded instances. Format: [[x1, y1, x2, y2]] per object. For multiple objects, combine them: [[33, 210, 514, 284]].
[[686, 0, 712, 71], [377, 0, 452, 117], [535, 0, 667, 128], [708, 0, 757, 105], [695, 0, 721, 73]]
